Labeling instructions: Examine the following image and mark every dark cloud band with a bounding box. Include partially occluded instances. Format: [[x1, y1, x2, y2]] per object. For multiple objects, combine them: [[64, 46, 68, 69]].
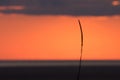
[[0, 0, 120, 16]]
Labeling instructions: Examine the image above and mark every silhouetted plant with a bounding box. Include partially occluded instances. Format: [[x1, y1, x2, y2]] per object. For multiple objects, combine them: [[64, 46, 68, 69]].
[[77, 19, 83, 80]]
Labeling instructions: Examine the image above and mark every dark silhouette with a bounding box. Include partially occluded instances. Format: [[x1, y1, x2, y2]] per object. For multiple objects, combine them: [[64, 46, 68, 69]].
[[77, 19, 84, 80]]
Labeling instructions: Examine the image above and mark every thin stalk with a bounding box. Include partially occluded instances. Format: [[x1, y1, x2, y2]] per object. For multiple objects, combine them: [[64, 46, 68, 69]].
[[77, 19, 83, 80]]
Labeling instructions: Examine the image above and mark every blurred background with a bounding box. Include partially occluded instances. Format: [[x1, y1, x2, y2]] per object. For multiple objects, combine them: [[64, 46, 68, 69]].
[[0, 0, 120, 60]]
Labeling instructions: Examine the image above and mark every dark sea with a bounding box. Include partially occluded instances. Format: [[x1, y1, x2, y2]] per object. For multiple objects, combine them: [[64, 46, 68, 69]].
[[0, 60, 120, 80]]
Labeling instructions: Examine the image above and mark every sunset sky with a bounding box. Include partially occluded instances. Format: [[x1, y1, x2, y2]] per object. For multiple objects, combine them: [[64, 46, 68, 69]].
[[0, 0, 120, 60]]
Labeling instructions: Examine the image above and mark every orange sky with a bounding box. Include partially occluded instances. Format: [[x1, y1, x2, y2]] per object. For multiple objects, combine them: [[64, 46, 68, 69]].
[[0, 14, 120, 60]]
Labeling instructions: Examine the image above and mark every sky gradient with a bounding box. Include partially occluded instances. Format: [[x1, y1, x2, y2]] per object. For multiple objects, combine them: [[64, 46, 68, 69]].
[[0, 0, 120, 60]]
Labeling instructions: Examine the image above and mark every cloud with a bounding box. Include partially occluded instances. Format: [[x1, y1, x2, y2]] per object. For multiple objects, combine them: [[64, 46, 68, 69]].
[[0, 0, 120, 16], [0, 6, 24, 10]]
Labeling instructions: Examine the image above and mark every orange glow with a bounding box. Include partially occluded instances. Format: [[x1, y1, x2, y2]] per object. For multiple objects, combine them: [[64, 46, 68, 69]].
[[0, 6, 7, 10], [0, 6, 24, 10], [8, 6, 24, 10], [0, 15, 120, 60], [112, 0, 120, 6]]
